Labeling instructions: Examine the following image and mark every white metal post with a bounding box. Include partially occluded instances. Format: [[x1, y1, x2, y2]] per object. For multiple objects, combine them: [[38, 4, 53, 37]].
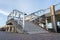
[[23, 13, 25, 30]]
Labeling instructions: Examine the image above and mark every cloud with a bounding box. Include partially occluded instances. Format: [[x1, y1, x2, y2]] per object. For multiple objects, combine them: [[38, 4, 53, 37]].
[[0, 9, 9, 16]]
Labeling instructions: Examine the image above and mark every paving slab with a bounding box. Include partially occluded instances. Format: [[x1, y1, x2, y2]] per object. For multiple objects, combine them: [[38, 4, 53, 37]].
[[0, 31, 60, 40]]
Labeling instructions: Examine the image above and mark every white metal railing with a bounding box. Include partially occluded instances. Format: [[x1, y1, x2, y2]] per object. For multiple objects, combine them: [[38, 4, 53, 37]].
[[7, 9, 27, 31]]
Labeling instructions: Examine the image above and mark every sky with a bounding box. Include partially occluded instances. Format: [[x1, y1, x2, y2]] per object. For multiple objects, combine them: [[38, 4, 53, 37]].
[[0, 0, 60, 27]]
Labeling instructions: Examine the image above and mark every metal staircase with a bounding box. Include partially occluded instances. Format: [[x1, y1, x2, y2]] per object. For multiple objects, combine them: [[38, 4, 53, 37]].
[[6, 9, 49, 34]]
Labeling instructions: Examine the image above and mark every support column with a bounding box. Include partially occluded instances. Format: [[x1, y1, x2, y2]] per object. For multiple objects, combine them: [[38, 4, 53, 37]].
[[8, 27, 10, 32], [11, 27, 14, 32], [50, 5, 57, 32], [8, 25, 10, 32], [11, 25, 14, 32], [45, 18, 48, 30]]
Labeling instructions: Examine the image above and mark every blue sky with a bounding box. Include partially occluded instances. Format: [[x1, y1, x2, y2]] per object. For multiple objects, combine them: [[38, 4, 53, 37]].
[[0, 0, 60, 27]]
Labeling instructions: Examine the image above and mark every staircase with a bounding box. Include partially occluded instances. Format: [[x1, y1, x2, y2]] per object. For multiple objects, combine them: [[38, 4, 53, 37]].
[[24, 21, 48, 34], [6, 18, 49, 34], [6, 19, 24, 33]]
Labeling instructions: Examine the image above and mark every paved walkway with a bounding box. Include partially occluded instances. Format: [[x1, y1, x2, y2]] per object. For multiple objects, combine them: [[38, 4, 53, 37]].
[[0, 31, 60, 40]]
